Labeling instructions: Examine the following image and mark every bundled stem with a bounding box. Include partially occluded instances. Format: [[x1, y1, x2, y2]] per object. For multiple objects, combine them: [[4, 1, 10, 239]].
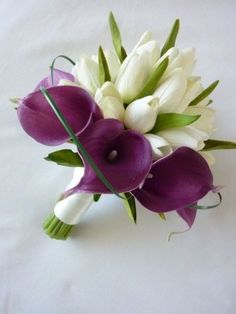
[[43, 213, 74, 240]]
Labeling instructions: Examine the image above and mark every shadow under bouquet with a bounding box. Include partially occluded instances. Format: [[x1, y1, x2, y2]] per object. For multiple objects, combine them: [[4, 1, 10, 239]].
[[13, 13, 236, 240]]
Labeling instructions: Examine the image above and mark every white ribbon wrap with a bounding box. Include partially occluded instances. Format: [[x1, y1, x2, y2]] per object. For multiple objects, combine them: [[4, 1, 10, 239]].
[[54, 193, 93, 225], [54, 168, 93, 225]]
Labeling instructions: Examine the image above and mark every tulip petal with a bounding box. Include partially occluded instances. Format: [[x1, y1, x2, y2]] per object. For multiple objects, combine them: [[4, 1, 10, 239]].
[[17, 86, 101, 146], [132, 147, 213, 212], [69, 119, 152, 193], [34, 68, 75, 91]]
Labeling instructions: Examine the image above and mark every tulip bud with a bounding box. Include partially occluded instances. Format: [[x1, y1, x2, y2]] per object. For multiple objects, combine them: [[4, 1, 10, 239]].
[[104, 50, 121, 81], [73, 56, 99, 95], [155, 47, 196, 83], [158, 126, 208, 150], [124, 96, 159, 133], [95, 82, 125, 120], [144, 134, 172, 159], [184, 106, 215, 135], [177, 77, 202, 113], [115, 34, 160, 103], [154, 68, 187, 113]]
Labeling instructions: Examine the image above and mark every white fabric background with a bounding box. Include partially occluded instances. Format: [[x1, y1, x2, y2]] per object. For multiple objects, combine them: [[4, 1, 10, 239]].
[[1, 0, 236, 313]]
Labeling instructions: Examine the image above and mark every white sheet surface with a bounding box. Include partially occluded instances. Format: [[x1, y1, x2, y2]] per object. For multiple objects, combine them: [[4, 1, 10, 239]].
[[1, 0, 236, 313]]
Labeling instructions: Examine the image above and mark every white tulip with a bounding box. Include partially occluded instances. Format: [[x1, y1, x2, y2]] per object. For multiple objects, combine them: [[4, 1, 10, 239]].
[[72, 56, 99, 95], [95, 82, 125, 120], [158, 126, 208, 150], [184, 106, 216, 135], [104, 50, 121, 81], [145, 134, 172, 159], [154, 68, 187, 113], [91, 50, 121, 82], [115, 52, 152, 103], [115, 34, 160, 103], [155, 47, 195, 83], [181, 48, 196, 77], [58, 79, 80, 87], [176, 77, 202, 113], [131, 31, 153, 52], [200, 151, 215, 166], [124, 96, 159, 133]]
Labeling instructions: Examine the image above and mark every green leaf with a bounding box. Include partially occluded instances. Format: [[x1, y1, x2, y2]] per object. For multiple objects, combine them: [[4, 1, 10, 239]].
[[98, 46, 111, 85], [123, 192, 137, 224], [93, 194, 101, 202], [135, 57, 169, 99], [202, 139, 236, 151], [152, 113, 201, 133], [206, 99, 213, 106], [158, 213, 166, 221], [109, 11, 127, 62], [161, 19, 180, 56], [45, 149, 83, 167], [189, 80, 219, 106]]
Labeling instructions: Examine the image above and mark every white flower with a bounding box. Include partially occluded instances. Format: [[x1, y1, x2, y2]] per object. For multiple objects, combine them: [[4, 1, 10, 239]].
[[115, 33, 160, 103], [184, 106, 215, 136], [104, 50, 121, 81], [144, 134, 172, 159], [155, 47, 196, 81], [153, 68, 187, 113], [200, 151, 215, 166], [176, 77, 202, 113], [157, 126, 208, 150], [95, 82, 125, 120], [124, 96, 159, 133], [73, 56, 99, 95]]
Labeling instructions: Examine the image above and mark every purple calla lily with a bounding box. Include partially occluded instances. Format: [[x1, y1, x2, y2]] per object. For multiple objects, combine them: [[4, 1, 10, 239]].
[[132, 147, 214, 212], [177, 206, 197, 228], [17, 86, 102, 146], [68, 119, 153, 194], [34, 68, 75, 91]]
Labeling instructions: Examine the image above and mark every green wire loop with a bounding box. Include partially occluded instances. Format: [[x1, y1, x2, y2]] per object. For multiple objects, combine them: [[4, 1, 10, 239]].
[[40, 87, 126, 200], [190, 192, 222, 210], [50, 55, 76, 85]]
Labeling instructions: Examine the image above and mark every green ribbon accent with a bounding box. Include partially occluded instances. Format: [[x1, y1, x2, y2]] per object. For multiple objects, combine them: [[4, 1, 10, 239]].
[[40, 87, 125, 199], [50, 55, 76, 85], [190, 192, 222, 210]]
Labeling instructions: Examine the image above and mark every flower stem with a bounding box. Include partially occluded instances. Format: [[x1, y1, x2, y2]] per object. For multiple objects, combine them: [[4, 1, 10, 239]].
[[43, 212, 74, 240]]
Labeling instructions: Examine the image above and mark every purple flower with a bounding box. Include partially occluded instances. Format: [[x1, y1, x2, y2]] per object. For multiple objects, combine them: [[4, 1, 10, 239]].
[[68, 119, 153, 193], [34, 68, 75, 91], [132, 147, 214, 212], [17, 86, 102, 146], [177, 206, 197, 229]]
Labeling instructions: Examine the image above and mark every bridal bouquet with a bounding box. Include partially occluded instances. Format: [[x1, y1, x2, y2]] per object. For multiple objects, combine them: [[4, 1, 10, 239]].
[[13, 13, 236, 240]]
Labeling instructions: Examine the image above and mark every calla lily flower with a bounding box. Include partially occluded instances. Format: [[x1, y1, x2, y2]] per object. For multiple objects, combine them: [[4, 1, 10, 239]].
[[17, 86, 102, 146], [176, 206, 197, 229], [34, 68, 75, 91], [69, 119, 152, 194], [132, 147, 214, 212]]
